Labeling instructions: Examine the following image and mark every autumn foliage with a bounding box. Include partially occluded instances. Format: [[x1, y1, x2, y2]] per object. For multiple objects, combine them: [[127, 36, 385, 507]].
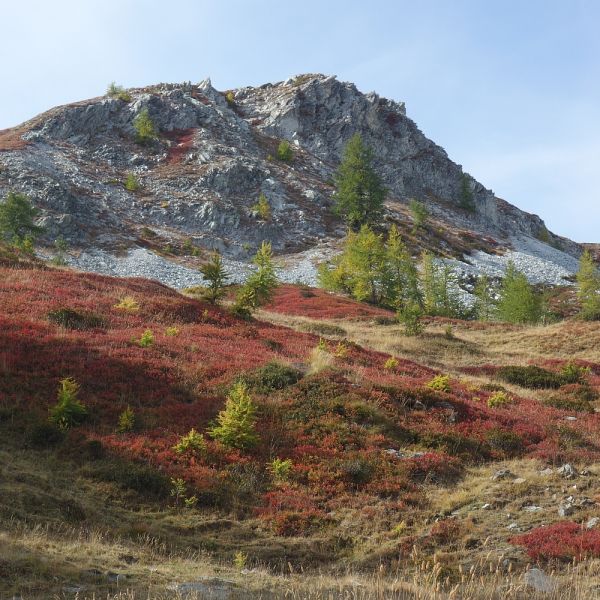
[[512, 522, 600, 561], [1, 258, 599, 545]]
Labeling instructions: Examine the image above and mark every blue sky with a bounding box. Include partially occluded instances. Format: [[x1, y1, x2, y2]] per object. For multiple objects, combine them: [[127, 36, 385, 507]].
[[1, 0, 598, 241]]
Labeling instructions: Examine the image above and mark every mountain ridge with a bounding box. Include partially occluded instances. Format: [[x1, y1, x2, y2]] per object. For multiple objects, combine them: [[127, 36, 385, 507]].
[[0, 73, 584, 287]]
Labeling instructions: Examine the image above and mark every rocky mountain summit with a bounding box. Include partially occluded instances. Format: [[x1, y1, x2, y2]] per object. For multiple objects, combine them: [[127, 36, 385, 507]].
[[0, 74, 582, 287]]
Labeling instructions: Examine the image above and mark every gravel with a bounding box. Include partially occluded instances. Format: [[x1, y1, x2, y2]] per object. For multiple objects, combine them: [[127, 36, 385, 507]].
[[60, 234, 579, 294], [446, 235, 578, 286], [64, 242, 335, 289], [66, 247, 211, 289]]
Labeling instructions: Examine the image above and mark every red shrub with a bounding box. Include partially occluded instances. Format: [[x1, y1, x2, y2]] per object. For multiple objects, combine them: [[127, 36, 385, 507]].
[[271, 509, 331, 536], [404, 452, 462, 483], [266, 285, 393, 320], [512, 522, 600, 562], [2, 260, 600, 539], [164, 128, 197, 164], [429, 519, 461, 544]]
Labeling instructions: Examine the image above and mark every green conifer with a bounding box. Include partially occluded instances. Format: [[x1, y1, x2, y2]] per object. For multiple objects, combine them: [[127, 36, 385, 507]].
[[333, 134, 386, 230]]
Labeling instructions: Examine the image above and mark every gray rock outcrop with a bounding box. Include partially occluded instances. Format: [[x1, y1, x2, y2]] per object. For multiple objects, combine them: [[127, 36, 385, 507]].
[[0, 74, 582, 284]]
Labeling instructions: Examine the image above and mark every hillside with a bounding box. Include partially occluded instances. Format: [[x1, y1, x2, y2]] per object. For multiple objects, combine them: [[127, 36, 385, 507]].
[[0, 75, 583, 289], [1, 253, 600, 598]]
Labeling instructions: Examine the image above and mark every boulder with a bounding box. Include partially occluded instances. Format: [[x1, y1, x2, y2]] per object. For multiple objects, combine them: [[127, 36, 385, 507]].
[[167, 578, 237, 599], [558, 503, 574, 517], [586, 517, 599, 529], [524, 568, 557, 593], [491, 468, 514, 481], [557, 464, 578, 479]]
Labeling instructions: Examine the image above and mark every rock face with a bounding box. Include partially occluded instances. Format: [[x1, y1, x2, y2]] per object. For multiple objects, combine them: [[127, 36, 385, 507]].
[[0, 74, 582, 282]]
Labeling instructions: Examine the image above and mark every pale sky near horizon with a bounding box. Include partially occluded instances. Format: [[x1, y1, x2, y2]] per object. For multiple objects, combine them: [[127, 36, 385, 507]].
[[1, 0, 598, 241]]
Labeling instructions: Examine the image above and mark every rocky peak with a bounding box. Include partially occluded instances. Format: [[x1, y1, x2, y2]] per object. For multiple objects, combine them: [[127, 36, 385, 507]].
[[0, 73, 582, 286]]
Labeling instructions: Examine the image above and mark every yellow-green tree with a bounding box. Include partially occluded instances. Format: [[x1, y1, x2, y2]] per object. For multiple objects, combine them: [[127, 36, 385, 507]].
[[252, 193, 271, 221], [133, 108, 158, 144], [319, 224, 421, 309], [199, 251, 228, 304], [576, 250, 600, 321], [233, 241, 278, 317], [0, 191, 43, 248], [473, 274, 496, 321], [208, 382, 258, 450], [408, 199, 429, 233], [420, 252, 464, 318], [276, 140, 293, 162], [49, 378, 87, 429], [496, 261, 542, 324], [385, 224, 421, 309], [318, 225, 386, 304]]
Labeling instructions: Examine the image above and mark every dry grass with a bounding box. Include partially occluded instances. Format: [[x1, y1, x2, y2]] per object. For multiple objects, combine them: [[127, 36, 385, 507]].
[[4, 512, 599, 599], [308, 345, 334, 374], [5, 433, 599, 599], [0, 125, 30, 151], [258, 311, 600, 375], [4, 527, 598, 600], [428, 458, 600, 555]]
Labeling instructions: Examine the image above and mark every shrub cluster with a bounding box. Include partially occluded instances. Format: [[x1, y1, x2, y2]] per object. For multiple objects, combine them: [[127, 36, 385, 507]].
[[241, 361, 302, 394], [26, 422, 65, 448], [276, 140, 293, 162], [114, 296, 140, 312], [542, 395, 593, 413], [84, 460, 170, 498], [487, 390, 512, 408], [497, 363, 587, 389], [427, 374, 451, 392], [485, 428, 524, 457], [384, 357, 399, 370], [47, 307, 106, 330]]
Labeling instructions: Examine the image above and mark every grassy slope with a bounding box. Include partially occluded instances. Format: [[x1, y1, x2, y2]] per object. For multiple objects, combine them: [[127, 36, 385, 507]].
[[1, 261, 599, 598]]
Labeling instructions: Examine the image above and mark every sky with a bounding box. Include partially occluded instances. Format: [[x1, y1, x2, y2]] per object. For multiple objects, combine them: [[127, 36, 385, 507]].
[[1, 0, 598, 241]]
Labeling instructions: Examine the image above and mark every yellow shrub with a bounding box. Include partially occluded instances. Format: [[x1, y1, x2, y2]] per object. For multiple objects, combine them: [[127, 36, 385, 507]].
[[114, 296, 140, 312], [427, 374, 451, 392], [384, 357, 398, 370]]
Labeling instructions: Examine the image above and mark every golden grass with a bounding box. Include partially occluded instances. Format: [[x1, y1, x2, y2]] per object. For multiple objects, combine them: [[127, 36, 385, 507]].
[[4, 513, 600, 599], [4, 525, 598, 600], [258, 311, 600, 394]]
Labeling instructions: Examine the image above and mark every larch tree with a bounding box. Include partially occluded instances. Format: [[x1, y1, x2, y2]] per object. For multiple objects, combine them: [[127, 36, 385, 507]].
[[576, 250, 600, 321], [496, 261, 542, 324], [199, 251, 228, 305], [333, 133, 386, 230]]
